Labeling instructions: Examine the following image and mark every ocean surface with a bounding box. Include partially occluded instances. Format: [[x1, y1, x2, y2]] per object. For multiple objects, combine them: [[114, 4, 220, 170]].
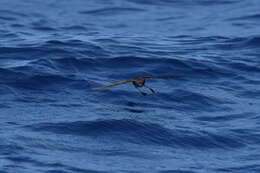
[[1, 0, 260, 172]]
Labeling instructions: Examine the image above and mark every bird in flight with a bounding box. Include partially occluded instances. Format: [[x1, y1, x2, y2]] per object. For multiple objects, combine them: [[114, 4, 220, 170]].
[[91, 75, 181, 96]]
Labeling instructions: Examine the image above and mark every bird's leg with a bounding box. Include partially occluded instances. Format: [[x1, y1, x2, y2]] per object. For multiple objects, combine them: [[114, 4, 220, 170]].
[[135, 86, 148, 96], [144, 85, 156, 93]]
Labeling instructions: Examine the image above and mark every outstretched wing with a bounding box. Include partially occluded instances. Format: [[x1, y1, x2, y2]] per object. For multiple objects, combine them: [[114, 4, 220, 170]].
[[141, 75, 182, 79], [91, 79, 133, 90]]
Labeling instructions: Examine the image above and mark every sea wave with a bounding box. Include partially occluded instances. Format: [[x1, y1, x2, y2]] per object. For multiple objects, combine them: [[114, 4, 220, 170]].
[[1, 0, 260, 173], [26, 119, 247, 149]]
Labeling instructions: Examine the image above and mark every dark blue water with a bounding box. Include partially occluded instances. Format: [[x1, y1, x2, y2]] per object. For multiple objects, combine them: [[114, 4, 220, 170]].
[[1, 0, 260, 172]]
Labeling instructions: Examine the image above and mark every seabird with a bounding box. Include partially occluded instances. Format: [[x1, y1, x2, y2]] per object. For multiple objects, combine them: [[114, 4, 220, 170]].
[[91, 75, 181, 96]]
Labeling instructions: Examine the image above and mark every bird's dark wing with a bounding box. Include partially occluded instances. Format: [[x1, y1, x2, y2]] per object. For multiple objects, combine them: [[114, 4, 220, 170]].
[[91, 79, 133, 90], [141, 75, 182, 79]]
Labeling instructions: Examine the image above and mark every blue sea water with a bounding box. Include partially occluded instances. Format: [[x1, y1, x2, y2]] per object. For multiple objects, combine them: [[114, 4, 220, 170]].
[[1, 0, 260, 172]]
